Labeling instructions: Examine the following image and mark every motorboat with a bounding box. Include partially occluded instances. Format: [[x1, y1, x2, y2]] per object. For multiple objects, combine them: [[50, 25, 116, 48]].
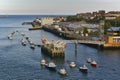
[[20, 32, 25, 36], [8, 34, 13, 40], [86, 58, 92, 63], [59, 68, 67, 75], [22, 42, 26, 46], [79, 65, 88, 73], [45, 62, 56, 71], [30, 44, 35, 49], [69, 62, 76, 68], [21, 38, 26, 46], [29, 40, 33, 45], [40, 59, 46, 66], [91, 61, 97, 67]]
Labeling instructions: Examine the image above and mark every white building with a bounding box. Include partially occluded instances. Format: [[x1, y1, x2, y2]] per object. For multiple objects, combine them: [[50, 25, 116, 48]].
[[41, 17, 54, 26], [105, 16, 116, 20]]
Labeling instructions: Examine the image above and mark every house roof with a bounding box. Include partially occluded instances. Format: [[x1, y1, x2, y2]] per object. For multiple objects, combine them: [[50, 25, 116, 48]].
[[107, 27, 120, 32]]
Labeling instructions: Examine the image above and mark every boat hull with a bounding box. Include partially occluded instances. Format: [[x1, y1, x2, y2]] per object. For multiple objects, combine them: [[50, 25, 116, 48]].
[[91, 63, 97, 67], [79, 68, 88, 73], [59, 72, 67, 76], [70, 65, 76, 68], [22, 42, 26, 46], [45, 65, 56, 71]]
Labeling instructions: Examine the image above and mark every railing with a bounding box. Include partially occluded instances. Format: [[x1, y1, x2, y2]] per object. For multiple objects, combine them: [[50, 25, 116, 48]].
[[59, 40, 105, 45]]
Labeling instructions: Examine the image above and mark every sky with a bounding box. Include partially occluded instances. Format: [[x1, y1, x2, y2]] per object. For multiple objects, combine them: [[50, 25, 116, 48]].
[[0, 0, 120, 15]]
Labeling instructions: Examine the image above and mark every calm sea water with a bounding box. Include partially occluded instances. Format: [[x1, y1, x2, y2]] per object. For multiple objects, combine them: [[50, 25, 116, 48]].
[[0, 15, 120, 80]]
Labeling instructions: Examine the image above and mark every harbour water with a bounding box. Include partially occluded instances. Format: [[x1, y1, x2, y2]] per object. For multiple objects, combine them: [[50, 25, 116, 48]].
[[0, 15, 120, 80]]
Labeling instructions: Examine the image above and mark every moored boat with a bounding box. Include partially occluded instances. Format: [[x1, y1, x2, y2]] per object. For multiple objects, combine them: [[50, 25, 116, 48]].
[[86, 58, 92, 63], [22, 42, 26, 46], [45, 62, 56, 71], [69, 62, 76, 68], [40, 59, 46, 66], [79, 65, 88, 73], [20, 32, 25, 36], [91, 61, 97, 67], [8, 34, 13, 40], [30, 44, 35, 49], [21, 38, 26, 46], [8, 36, 13, 40], [29, 40, 33, 45], [59, 68, 67, 75]]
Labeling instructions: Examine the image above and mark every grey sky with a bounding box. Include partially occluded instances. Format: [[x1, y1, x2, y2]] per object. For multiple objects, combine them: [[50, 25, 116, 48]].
[[0, 0, 120, 15]]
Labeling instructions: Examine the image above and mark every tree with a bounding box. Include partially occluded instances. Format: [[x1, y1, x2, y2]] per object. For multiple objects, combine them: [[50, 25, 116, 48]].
[[83, 27, 88, 34]]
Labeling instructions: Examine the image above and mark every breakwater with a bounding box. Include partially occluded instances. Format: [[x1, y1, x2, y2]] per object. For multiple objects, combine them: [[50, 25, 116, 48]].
[[42, 25, 85, 40], [42, 25, 120, 50]]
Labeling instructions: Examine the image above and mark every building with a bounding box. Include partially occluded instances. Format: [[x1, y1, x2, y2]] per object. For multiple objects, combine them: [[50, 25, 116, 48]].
[[76, 10, 106, 20], [107, 36, 120, 44], [107, 27, 120, 36], [105, 16, 116, 20], [41, 17, 54, 26], [98, 10, 106, 15], [106, 27, 120, 44]]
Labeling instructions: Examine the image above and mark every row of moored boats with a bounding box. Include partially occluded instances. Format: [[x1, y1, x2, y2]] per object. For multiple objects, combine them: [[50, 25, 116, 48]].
[[8, 31, 36, 49], [40, 58, 97, 75]]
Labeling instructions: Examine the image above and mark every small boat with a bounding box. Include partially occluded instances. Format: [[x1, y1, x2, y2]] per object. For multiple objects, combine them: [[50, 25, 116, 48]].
[[8, 34, 13, 40], [91, 61, 97, 67], [59, 68, 67, 75], [22, 42, 26, 46], [30, 44, 35, 49], [21, 38, 26, 46], [79, 65, 88, 73], [29, 40, 33, 45], [20, 32, 25, 36], [86, 58, 92, 63], [70, 62, 76, 68], [45, 62, 56, 71], [8, 36, 13, 40], [40, 59, 46, 66]]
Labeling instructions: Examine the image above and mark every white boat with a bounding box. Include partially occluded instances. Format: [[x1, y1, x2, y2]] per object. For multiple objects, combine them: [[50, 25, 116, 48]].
[[22, 42, 26, 46], [86, 58, 92, 63], [79, 65, 88, 73], [8, 36, 13, 40], [45, 62, 56, 71], [59, 68, 67, 75], [8, 35, 13, 40], [30, 44, 35, 49], [40, 59, 46, 66], [20, 32, 25, 36], [21, 38, 26, 46], [29, 40, 33, 45], [91, 61, 97, 67], [70, 62, 76, 68]]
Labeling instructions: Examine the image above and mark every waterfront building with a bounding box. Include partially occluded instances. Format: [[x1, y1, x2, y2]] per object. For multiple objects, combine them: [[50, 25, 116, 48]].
[[107, 27, 120, 36], [105, 27, 120, 47], [41, 17, 54, 26], [105, 16, 116, 20]]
